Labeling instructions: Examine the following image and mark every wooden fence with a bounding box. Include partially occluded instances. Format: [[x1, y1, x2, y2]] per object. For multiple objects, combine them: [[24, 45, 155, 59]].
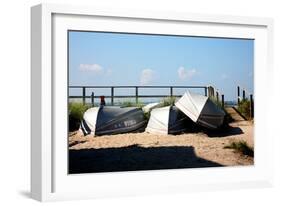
[[237, 86, 254, 118], [69, 85, 217, 105]]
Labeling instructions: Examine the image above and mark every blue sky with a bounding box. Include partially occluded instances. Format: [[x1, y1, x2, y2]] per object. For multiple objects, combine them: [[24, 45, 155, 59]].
[[68, 31, 253, 101]]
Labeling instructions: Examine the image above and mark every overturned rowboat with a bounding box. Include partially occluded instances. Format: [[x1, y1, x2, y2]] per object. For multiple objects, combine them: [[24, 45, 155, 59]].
[[175, 91, 225, 129], [80, 106, 147, 136], [145, 106, 196, 135]]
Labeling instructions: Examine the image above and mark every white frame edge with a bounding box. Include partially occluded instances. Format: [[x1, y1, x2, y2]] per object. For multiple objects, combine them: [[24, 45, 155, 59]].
[[31, 4, 53, 201], [31, 3, 274, 201]]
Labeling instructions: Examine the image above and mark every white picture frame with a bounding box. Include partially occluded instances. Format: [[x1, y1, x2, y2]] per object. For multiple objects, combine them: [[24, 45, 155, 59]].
[[31, 3, 274, 202]]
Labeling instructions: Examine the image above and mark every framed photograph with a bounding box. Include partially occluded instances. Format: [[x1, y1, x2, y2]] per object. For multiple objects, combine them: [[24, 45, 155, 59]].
[[31, 3, 274, 201]]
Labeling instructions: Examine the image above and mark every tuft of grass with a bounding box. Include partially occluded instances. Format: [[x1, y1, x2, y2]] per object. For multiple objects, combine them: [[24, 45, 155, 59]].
[[68, 102, 91, 131], [159, 96, 176, 107], [238, 99, 251, 120], [119, 99, 144, 108], [224, 140, 254, 157]]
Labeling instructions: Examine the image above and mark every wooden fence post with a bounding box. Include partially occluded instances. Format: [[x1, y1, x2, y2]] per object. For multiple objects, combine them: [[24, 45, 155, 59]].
[[221, 94, 224, 108], [250, 94, 254, 118], [136, 86, 139, 104], [170, 87, 173, 97], [91, 92, 94, 106], [111, 87, 114, 106], [243, 89, 246, 100], [82, 86, 86, 105], [237, 86, 240, 104], [204, 87, 207, 96], [208, 86, 214, 97]]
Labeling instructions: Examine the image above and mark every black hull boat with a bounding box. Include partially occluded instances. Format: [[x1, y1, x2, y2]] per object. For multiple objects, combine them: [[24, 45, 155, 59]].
[[80, 106, 147, 136]]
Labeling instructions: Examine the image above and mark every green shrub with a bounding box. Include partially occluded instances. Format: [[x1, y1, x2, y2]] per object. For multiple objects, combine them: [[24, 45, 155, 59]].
[[159, 96, 176, 107], [68, 102, 91, 131], [238, 99, 251, 119], [119, 99, 144, 108], [224, 140, 254, 157]]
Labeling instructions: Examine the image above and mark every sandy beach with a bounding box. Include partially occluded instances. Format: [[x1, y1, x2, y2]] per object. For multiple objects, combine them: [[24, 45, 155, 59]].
[[68, 120, 254, 173]]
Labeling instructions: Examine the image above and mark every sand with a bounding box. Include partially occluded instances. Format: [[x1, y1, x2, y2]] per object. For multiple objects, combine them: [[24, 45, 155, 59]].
[[69, 121, 254, 173]]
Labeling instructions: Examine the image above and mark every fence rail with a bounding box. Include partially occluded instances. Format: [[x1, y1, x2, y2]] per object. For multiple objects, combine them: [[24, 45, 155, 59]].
[[69, 85, 212, 106], [69, 85, 254, 119]]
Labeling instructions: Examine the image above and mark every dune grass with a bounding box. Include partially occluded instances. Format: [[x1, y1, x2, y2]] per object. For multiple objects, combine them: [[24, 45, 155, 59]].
[[119, 99, 144, 108], [68, 102, 91, 131], [238, 99, 252, 120], [119, 96, 176, 108], [224, 140, 254, 157], [159, 96, 176, 107]]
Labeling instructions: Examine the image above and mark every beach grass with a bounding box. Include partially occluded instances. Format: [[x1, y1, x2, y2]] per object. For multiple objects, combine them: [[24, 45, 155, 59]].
[[224, 140, 254, 157], [68, 102, 91, 131], [159, 96, 176, 107], [238, 99, 251, 119], [119, 99, 145, 108]]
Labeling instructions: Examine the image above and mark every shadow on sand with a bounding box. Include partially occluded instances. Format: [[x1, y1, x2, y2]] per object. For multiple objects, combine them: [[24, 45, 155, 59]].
[[203, 125, 244, 137], [167, 119, 244, 138], [69, 145, 223, 174]]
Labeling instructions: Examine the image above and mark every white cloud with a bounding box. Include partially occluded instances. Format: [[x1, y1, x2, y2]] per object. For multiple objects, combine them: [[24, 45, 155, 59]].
[[79, 64, 103, 74], [140, 69, 154, 85], [178, 66, 197, 80]]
